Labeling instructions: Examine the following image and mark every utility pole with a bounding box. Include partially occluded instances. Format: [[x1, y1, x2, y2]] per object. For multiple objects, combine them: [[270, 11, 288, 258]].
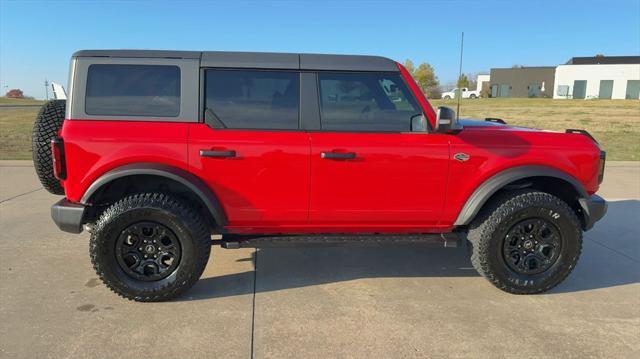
[[456, 32, 464, 121], [44, 78, 49, 100]]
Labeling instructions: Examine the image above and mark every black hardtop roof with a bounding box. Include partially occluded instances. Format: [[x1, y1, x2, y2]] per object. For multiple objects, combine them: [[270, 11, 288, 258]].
[[72, 50, 399, 72]]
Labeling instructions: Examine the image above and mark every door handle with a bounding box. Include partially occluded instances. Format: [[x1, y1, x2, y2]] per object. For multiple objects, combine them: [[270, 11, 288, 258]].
[[320, 151, 356, 160], [200, 149, 237, 158]]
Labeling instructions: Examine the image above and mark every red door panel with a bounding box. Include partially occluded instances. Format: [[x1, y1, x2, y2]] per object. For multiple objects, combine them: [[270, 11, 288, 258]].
[[309, 132, 450, 231], [188, 124, 310, 228]]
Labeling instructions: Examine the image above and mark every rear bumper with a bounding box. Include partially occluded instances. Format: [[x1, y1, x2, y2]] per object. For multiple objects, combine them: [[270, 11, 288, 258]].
[[51, 198, 86, 234], [579, 194, 607, 230]]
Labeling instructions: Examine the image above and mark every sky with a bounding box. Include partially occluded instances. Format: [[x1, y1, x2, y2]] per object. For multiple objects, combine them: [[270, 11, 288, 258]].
[[1, 0, 639, 98]]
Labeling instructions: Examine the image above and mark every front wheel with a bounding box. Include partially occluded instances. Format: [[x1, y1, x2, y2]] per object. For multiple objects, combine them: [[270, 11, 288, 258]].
[[468, 190, 582, 294], [469, 94, 477, 99], [90, 193, 211, 301], [443, 95, 451, 100]]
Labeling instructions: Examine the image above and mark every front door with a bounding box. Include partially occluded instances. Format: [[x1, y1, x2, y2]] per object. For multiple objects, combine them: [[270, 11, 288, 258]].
[[189, 69, 310, 229], [308, 71, 449, 231]]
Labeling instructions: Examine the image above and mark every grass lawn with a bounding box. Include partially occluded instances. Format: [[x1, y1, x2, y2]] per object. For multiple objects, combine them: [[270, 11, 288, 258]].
[[0, 98, 638, 160], [0, 97, 44, 106], [0, 107, 40, 160]]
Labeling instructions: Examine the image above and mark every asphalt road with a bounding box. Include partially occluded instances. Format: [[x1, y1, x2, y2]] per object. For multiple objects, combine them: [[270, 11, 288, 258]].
[[0, 161, 638, 358]]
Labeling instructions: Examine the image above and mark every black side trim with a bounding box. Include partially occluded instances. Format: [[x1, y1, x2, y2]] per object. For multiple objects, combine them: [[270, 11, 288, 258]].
[[80, 163, 227, 227], [51, 198, 86, 233], [578, 194, 608, 230], [300, 72, 321, 130], [454, 166, 588, 226], [218, 233, 461, 248]]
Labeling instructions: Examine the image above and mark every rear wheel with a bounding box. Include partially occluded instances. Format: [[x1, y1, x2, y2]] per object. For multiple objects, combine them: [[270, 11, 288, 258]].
[[90, 193, 211, 301], [32, 100, 66, 194], [470, 94, 477, 99], [443, 95, 451, 100], [468, 190, 582, 294]]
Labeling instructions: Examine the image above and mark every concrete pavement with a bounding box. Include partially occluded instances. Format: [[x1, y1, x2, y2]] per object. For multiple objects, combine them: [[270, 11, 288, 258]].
[[0, 161, 638, 358]]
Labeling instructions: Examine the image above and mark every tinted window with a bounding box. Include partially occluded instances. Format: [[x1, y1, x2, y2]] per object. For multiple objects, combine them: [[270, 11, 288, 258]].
[[204, 70, 299, 130], [318, 72, 420, 131], [86, 65, 180, 117]]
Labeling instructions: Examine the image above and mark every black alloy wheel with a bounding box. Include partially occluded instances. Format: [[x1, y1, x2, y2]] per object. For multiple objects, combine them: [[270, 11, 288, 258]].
[[115, 221, 182, 281], [502, 218, 562, 275]]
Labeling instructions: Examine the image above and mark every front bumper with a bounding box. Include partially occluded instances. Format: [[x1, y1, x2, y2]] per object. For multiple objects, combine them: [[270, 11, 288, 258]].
[[578, 194, 608, 230], [51, 198, 86, 234]]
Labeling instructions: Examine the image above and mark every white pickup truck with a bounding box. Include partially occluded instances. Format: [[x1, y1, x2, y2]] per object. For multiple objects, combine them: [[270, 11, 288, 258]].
[[441, 87, 480, 99]]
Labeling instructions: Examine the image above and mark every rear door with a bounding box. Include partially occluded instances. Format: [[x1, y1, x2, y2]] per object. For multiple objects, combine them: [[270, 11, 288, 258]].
[[188, 69, 310, 229], [307, 71, 449, 230]]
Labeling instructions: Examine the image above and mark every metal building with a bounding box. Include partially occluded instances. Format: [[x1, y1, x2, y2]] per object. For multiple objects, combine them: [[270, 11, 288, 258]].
[[489, 67, 556, 98]]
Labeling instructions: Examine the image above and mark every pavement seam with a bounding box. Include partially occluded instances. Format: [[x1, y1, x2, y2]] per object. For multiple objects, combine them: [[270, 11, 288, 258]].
[[0, 187, 43, 204], [250, 248, 258, 359], [586, 237, 639, 263]]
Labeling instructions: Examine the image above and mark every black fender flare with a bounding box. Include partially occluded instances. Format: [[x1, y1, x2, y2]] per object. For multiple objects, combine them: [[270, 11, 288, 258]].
[[454, 165, 588, 226], [81, 163, 227, 227]]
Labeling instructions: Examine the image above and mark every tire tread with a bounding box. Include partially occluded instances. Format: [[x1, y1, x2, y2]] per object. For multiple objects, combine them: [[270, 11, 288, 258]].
[[90, 193, 211, 302], [468, 190, 582, 294]]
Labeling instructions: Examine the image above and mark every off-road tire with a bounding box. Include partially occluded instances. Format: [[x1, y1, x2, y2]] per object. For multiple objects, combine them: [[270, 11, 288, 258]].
[[90, 193, 211, 302], [32, 100, 66, 194], [467, 190, 582, 294]]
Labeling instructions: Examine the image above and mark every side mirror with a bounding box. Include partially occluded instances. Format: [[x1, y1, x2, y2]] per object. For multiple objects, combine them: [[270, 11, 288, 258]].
[[436, 106, 462, 133], [410, 114, 428, 132]]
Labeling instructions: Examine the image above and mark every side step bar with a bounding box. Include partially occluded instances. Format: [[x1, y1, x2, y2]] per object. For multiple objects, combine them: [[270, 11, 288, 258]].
[[212, 233, 462, 249]]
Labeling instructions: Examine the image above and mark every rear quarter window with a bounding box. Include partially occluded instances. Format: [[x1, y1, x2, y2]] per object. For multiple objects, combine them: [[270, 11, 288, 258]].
[[85, 64, 181, 117]]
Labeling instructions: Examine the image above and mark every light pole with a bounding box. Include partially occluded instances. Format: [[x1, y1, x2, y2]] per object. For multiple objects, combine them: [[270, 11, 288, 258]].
[[44, 79, 49, 100]]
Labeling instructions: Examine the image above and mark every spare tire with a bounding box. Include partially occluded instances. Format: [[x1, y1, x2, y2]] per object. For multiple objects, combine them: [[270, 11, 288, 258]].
[[32, 100, 66, 195]]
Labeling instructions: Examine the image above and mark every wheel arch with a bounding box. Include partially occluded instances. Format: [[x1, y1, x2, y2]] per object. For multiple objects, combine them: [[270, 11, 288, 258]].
[[81, 163, 227, 231], [454, 165, 588, 227]]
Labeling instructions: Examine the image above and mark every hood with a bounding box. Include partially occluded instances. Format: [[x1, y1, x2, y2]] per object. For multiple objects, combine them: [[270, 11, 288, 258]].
[[458, 118, 550, 133]]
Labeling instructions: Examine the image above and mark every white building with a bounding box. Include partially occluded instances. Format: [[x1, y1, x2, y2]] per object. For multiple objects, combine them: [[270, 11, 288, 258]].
[[554, 56, 640, 99], [476, 74, 490, 93]]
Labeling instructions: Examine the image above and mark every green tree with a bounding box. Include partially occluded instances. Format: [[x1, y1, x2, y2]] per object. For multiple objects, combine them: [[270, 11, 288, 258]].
[[414, 63, 439, 95], [403, 59, 415, 76], [457, 74, 470, 89]]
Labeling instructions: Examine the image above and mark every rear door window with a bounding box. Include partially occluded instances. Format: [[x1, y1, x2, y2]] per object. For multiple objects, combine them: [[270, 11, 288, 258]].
[[204, 69, 300, 130], [317, 72, 420, 131], [85, 64, 181, 117]]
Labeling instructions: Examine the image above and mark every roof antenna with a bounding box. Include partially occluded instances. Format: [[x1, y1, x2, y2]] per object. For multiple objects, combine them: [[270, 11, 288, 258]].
[[456, 32, 464, 121]]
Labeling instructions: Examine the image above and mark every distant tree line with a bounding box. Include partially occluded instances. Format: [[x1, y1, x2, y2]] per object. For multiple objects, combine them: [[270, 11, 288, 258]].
[[403, 60, 485, 99], [403, 60, 441, 99]]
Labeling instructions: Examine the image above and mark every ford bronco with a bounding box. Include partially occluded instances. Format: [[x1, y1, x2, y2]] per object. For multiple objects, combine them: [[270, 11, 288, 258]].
[[32, 50, 607, 301]]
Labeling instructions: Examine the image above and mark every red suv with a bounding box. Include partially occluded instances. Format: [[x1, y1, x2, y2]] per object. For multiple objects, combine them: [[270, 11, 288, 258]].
[[32, 50, 606, 301]]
